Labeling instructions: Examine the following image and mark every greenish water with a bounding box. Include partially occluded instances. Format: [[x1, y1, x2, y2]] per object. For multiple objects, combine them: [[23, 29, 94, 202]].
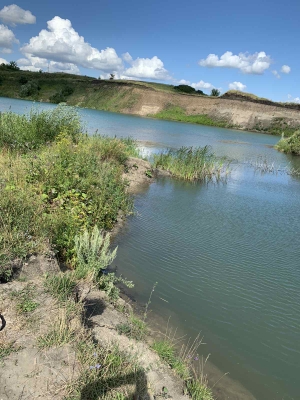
[[1, 97, 300, 399]]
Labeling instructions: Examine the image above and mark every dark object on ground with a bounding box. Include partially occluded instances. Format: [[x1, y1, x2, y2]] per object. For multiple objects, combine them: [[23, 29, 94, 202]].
[[0, 313, 6, 331]]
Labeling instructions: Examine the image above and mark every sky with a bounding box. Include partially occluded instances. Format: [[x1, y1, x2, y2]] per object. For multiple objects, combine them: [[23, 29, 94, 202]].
[[0, 0, 299, 102]]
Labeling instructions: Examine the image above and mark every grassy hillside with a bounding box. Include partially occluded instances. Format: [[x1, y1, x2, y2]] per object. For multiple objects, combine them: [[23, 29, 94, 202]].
[[1, 68, 300, 136]]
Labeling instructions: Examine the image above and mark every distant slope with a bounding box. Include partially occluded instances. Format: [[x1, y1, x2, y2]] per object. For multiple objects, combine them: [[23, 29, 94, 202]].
[[1, 69, 300, 135]]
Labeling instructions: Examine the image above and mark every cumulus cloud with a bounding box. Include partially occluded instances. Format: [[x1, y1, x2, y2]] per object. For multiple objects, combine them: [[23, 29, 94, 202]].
[[17, 55, 79, 74], [20, 16, 170, 80], [21, 16, 123, 72], [228, 81, 247, 91], [123, 53, 170, 80], [0, 57, 8, 64], [178, 79, 191, 85], [191, 80, 214, 90], [272, 70, 280, 79], [0, 4, 36, 26], [199, 51, 272, 74], [281, 65, 291, 74], [287, 94, 300, 103], [0, 24, 18, 53]]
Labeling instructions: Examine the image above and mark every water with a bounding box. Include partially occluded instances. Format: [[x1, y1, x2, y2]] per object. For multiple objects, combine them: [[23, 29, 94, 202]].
[[1, 97, 300, 399]]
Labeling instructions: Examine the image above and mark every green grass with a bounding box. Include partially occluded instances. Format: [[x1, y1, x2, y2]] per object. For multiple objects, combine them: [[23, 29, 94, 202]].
[[116, 313, 147, 341], [0, 105, 81, 151], [149, 106, 231, 128], [276, 130, 300, 155], [0, 108, 140, 267], [152, 333, 214, 400], [68, 340, 148, 400], [11, 283, 39, 314], [153, 146, 230, 181], [44, 273, 77, 302]]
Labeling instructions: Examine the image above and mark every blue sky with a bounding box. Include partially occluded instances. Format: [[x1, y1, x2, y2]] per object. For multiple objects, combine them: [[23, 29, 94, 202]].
[[0, 0, 299, 101]]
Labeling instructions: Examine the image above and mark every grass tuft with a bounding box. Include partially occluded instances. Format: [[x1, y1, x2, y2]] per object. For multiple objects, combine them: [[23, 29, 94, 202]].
[[44, 273, 77, 302], [153, 146, 230, 181]]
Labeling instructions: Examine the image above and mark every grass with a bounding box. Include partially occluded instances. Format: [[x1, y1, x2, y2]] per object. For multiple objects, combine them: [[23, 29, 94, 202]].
[[0, 340, 20, 362], [44, 273, 77, 302], [0, 107, 139, 267], [116, 313, 147, 341], [276, 130, 300, 155], [149, 105, 232, 128], [68, 340, 148, 400], [151, 330, 214, 400], [0, 105, 81, 151], [153, 146, 230, 181], [11, 283, 39, 314]]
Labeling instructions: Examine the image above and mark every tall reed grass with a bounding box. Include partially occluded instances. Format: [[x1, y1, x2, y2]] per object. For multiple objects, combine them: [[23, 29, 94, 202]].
[[153, 146, 230, 181]]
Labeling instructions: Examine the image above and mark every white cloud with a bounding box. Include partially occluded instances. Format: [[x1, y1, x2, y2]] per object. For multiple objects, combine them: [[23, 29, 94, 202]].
[[281, 65, 291, 74], [272, 70, 280, 79], [191, 80, 214, 90], [123, 53, 170, 80], [0, 4, 36, 26], [0, 57, 8, 64], [178, 79, 191, 85], [18, 55, 80, 74], [199, 51, 272, 74], [228, 81, 247, 91], [21, 16, 123, 72], [287, 94, 300, 103], [0, 24, 19, 53]]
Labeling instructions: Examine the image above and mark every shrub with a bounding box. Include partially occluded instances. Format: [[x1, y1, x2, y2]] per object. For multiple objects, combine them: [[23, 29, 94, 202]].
[[210, 89, 220, 97], [19, 76, 28, 85], [0, 106, 81, 151], [174, 84, 196, 94], [276, 130, 300, 155], [20, 80, 40, 97], [74, 226, 117, 279]]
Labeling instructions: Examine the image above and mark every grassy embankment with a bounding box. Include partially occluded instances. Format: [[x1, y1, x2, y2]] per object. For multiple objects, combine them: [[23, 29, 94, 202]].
[[1, 67, 300, 135], [149, 105, 233, 129], [0, 106, 215, 399]]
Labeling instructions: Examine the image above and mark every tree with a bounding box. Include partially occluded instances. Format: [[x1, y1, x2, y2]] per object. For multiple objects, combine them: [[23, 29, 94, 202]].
[[174, 84, 195, 94], [210, 89, 220, 97], [110, 73, 115, 80], [8, 61, 19, 71]]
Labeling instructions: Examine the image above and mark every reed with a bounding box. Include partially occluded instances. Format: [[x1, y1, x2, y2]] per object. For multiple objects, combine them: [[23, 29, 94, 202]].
[[153, 146, 230, 181]]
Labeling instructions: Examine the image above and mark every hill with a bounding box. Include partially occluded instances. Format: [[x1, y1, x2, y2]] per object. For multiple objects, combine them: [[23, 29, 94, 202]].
[[1, 68, 300, 136]]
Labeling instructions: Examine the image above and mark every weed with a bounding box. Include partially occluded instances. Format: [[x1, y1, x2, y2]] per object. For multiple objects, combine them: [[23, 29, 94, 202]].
[[116, 313, 147, 341], [74, 226, 117, 280], [11, 284, 39, 314], [276, 130, 300, 155], [44, 273, 76, 302], [153, 146, 230, 181], [0, 341, 18, 361], [37, 307, 77, 348], [145, 169, 153, 178], [98, 273, 134, 303]]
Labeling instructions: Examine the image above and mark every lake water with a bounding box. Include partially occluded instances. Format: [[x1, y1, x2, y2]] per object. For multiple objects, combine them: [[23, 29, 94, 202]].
[[1, 97, 300, 399]]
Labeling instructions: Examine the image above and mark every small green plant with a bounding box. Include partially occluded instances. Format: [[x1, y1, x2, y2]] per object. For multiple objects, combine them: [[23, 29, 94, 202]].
[[186, 379, 214, 400], [116, 313, 147, 341], [0, 341, 21, 361], [44, 273, 76, 302], [276, 130, 300, 155], [11, 284, 39, 314], [152, 340, 189, 379], [98, 273, 134, 303], [74, 226, 117, 280], [145, 169, 153, 178]]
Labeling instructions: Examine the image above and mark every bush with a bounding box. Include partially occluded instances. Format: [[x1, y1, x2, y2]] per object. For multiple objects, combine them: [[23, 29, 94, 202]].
[[19, 76, 28, 85], [210, 89, 220, 97], [276, 130, 300, 155], [0, 105, 81, 151], [174, 84, 196, 94], [20, 80, 40, 97], [49, 86, 74, 104]]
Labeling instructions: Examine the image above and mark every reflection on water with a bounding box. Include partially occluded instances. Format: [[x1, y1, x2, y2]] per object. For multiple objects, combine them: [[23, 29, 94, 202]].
[[1, 96, 300, 399]]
